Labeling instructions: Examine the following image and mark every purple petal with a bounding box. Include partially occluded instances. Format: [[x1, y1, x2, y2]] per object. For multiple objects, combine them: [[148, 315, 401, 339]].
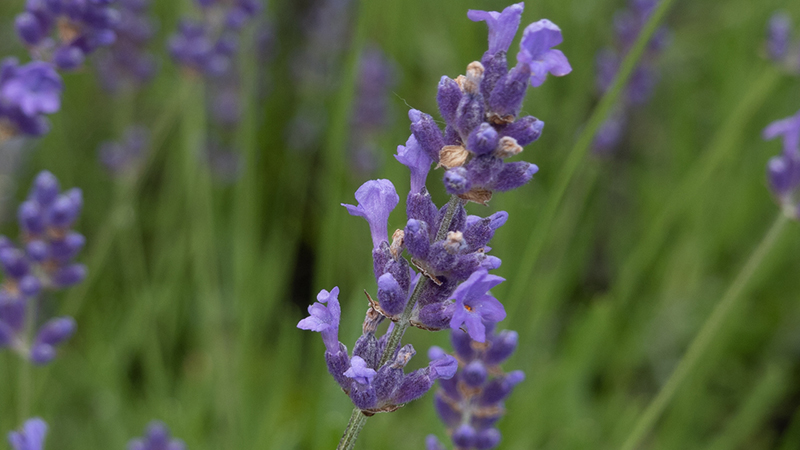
[[468, 3, 525, 55], [395, 135, 432, 194], [519, 19, 564, 58], [341, 179, 399, 248], [344, 355, 377, 385]]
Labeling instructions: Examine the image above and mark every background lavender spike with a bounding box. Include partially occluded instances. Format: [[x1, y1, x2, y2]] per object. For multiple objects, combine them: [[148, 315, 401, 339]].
[[426, 323, 523, 450], [127, 421, 187, 450], [95, 0, 157, 93], [0, 171, 85, 364]]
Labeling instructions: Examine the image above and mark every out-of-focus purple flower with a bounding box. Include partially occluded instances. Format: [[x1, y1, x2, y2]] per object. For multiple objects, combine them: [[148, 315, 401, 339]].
[[8, 417, 47, 450], [99, 125, 149, 175], [96, 0, 158, 93], [767, 13, 792, 62], [449, 269, 506, 342], [468, 3, 525, 55], [15, 0, 120, 71], [0, 171, 85, 364], [763, 110, 800, 217], [0, 59, 63, 139], [342, 179, 400, 249], [516, 20, 572, 88], [127, 421, 186, 450]]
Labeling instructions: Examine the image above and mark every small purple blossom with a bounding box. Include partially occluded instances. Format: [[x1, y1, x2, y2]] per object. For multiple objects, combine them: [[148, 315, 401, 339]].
[[395, 135, 433, 194], [517, 20, 573, 88], [127, 421, 186, 450], [342, 179, 399, 249], [468, 3, 525, 55], [449, 269, 506, 342], [763, 110, 800, 217], [8, 418, 47, 450], [344, 356, 377, 385], [766, 13, 793, 63], [297, 287, 341, 354], [0, 59, 63, 139]]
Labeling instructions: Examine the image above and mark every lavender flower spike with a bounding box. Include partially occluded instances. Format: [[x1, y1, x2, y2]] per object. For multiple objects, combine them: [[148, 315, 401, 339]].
[[517, 19, 573, 87], [297, 287, 341, 354], [127, 421, 187, 450], [0, 62, 62, 117], [467, 3, 525, 55], [8, 418, 47, 450], [342, 179, 400, 248], [395, 135, 433, 194], [449, 269, 506, 342]]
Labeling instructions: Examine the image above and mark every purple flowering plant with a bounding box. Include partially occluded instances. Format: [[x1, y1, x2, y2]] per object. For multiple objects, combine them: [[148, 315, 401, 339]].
[[765, 12, 800, 73], [8, 417, 47, 450], [0, 171, 86, 365], [763, 109, 800, 218], [297, 3, 571, 448], [0, 59, 64, 140]]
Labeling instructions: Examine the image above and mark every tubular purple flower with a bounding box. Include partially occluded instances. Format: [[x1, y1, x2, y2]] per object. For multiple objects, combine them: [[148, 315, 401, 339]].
[[344, 355, 377, 385], [8, 418, 47, 450], [342, 179, 399, 248], [449, 269, 506, 342], [395, 135, 433, 194], [516, 19, 573, 87], [467, 3, 525, 55], [297, 287, 341, 354], [763, 109, 800, 156]]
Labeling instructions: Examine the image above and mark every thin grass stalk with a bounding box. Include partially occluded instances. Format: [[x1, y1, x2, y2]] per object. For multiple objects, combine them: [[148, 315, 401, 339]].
[[619, 212, 790, 450]]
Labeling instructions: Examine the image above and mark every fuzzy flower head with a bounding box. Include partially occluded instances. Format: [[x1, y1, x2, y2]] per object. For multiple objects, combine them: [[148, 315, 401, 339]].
[[449, 269, 506, 342], [468, 3, 524, 55], [342, 179, 399, 249], [297, 287, 341, 354], [517, 19, 573, 87], [8, 418, 47, 450]]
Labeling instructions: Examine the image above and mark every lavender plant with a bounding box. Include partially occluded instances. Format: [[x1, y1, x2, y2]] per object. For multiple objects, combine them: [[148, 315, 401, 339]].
[[15, 0, 120, 71], [8, 418, 47, 450], [95, 0, 158, 93], [0, 171, 85, 364], [763, 109, 800, 218], [298, 3, 571, 448], [127, 422, 187, 450], [98, 125, 150, 177], [765, 12, 799, 73], [0, 59, 64, 140], [593, 0, 669, 153], [426, 323, 523, 450]]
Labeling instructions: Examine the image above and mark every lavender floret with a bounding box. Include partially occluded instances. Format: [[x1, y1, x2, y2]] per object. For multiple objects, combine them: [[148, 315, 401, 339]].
[[127, 421, 187, 450]]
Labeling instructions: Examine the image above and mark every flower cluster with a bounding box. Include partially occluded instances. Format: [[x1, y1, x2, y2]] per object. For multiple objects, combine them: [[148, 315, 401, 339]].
[[95, 0, 158, 93], [0, 171, 85, 364], [8, 418, 47, 450], [15, 0, 120, 71], [98, 125, 150, 176], [128, 421, 187, 450], [168, 0, 262, 77], [299, 2, 570, 420], [593, 0, 669, 153], [766, 12, 799, 73], [418, 3, 570, 203], [426, 324, 523, 450], [350, 45, 396, 174], [763, 109, 800, 218], [298, 288, 459, 413], [0, 59, 63, 139]]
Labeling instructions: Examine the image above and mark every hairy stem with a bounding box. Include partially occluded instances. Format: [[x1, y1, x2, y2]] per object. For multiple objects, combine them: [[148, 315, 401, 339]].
[[337, 195, 463, 450], [619, 213, 789, 450]]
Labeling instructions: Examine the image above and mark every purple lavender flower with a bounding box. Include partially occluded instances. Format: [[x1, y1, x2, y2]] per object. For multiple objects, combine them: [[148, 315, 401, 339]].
[[517, 20, 573, 88], [0, 59, 63, 139], [427, 323, 524, 450], [15, 0, 120, 71], [0, 171, 85, 364], [297, 287, 341, 354], [8, 418, 47, 450], [127, 421, 186, 450], [95, 0, 157, 93], [766, 13, 793, 63], [468, 3, 525, 56], [449, 269, 506, 342], [763, 110, 800, 217], [342, 179, 400, 249]]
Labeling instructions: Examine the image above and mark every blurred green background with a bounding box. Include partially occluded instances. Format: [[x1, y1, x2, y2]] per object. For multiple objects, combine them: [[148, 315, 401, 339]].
[[1, 0, 800, 449]]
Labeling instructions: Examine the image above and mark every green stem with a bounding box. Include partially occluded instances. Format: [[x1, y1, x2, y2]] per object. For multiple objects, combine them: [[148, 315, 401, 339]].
[[619, 213, 789, 450], [337, 195, 463, 450], [18, 298, 33, 421], [506, 0, 677, 306]]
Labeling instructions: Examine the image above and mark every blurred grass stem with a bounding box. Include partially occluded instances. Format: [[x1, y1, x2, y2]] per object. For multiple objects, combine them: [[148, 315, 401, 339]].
[[337, 195, 463, 450], [506, 0, 677, 307], [619, 212, 790, 450]]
